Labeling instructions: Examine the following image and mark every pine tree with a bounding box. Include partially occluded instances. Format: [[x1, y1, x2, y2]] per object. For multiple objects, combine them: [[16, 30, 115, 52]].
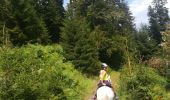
[[35, 0, 65, 43], [61, 18, 100, 74], [0, 0, 11, 45], [0, 0, 22, 46], [11, 0, 50, 45], [136, 24, 157, 60], [148, 0, 169, 44]]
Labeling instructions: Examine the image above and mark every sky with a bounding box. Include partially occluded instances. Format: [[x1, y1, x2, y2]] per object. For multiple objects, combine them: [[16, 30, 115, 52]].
[[63, 0, 69, 8], [128, 0, 170, 28], [63, 0, 170, 28]]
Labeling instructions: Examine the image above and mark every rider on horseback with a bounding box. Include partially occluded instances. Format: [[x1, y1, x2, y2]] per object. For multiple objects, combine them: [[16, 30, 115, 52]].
[[98, 63, 112, 88], [93, 63, 113, 100]]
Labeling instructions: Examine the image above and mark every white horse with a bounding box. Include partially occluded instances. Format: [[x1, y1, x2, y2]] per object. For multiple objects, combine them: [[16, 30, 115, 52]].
[[96, 86, 114, 100]]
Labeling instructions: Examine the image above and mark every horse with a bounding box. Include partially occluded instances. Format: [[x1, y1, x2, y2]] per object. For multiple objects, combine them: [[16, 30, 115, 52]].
[[96, 85, 114, 100]]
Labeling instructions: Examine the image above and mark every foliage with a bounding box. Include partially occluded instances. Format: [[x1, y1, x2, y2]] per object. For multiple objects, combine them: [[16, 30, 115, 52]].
[[0, 44, 92, 100], [136, 24, 158, 60], [35, 0, 65, 42], [148, 0, 170, 44], [61, 18, 100, 75], [160, 24, 170, 90], [119, 64, 167, 100], [0, 0, 21, 46], [0, 0, 66, 45], [66, 0, 136, 70], [99, 35, 125, 69], [161, 24, 170, 59], [11, 0, 50, 44]]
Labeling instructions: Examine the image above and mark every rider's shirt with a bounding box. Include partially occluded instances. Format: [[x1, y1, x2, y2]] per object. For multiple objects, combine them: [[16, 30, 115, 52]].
[[100, 70, 109, 81], [103, 73, 109, 81]]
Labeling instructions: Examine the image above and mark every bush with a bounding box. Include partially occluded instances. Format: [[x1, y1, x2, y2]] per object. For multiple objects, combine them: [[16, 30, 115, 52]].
[[119, 64, 168, 100], [0, 44, 91, 100]]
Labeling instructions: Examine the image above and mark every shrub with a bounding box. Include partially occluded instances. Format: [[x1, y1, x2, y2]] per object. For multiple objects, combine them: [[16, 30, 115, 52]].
[[119, 64, 168, 100], [0, 44, 91, 100]]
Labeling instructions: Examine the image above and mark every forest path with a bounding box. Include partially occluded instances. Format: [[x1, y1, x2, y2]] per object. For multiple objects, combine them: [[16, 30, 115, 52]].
[[83, 70, 120, 100]]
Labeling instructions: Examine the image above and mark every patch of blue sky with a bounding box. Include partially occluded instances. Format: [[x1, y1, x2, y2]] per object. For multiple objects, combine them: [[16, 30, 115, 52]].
[[63, 0, 69, 8]]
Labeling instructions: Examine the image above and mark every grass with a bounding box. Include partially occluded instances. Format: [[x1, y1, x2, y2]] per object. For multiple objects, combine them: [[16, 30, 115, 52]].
[[168, 92, 170, 99], [110, 70, 120, 92], [82, 77, 98, 100]]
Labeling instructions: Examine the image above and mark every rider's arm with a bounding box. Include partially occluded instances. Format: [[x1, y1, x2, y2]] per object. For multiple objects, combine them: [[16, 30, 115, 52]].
[[99, 70, 106, 85]]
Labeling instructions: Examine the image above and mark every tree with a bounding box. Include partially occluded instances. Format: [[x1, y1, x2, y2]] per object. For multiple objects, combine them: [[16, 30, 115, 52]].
[[11, 0, 50, 45], [95, 0, 136, 68], [35, 0, 65, 43], [61, 18, 100, 74], [148, 0, 169, 44], [65, 0, 136, 69], [136, 24, 158, 60], [0, 0, 22, 46]]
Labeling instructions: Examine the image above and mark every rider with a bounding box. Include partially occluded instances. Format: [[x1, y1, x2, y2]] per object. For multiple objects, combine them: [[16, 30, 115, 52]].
[[98, 63, 112, 88], [93, 63, 113, 100]]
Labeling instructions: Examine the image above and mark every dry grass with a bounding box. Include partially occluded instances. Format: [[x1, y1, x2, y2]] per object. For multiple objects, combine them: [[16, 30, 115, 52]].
[[110, 71, 120, 92], [168, 92, 170, 99]]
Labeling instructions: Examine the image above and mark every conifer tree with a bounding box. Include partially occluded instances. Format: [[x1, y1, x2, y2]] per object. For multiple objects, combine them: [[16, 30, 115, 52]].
[[65, 0, 136, 68], [0, 0, 23, 45], [61, 18, 100, 74], [136, 24, 157, 60], [90, 0, 136, 67], [11, 0, 50, 45], [148, 0, 169, 44], [35, 0, 65, 43]]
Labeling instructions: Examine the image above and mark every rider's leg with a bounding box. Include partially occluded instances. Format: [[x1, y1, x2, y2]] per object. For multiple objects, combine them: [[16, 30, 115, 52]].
[[104, 80, 113, 88], [93, 81, 103, 100]]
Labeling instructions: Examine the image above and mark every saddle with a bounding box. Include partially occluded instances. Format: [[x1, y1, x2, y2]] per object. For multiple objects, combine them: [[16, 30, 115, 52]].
[[98, 82, 112, 89]]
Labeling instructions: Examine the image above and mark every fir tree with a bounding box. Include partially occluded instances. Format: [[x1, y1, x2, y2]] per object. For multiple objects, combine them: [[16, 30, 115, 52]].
[[148, 0, 170, 44], [66, 0, 136, 68], [11, 0, 50, 45], [136, 24, 157, 60], [0, 0, 23, 46], [61, 18, 100, 74], [35, 0, 65, 43]]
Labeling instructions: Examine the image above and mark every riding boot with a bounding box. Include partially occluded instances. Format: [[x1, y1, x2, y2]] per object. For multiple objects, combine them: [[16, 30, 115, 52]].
[[93, 93, 97, 100]]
